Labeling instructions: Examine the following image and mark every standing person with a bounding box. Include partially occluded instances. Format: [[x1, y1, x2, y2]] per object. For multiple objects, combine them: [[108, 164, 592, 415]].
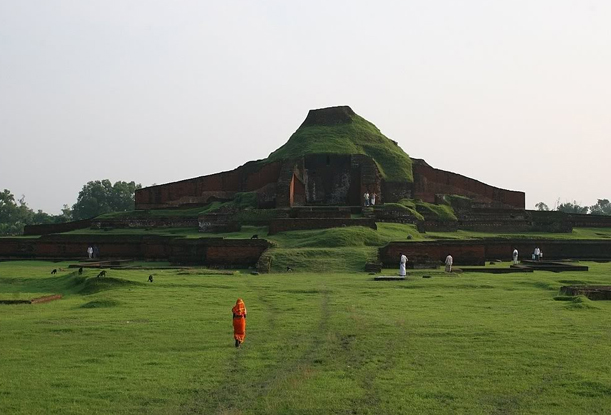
[[534, 247, 541, 261], [363, 191, 370, 206], [87, 246, 93, 259], [399, 252, 407, 277], [445, 254, 453, 273], [512, 248, 519, 265], [371, 193, 377, 206], [232, 298, 247, 348], [93, 245, 100, 259]]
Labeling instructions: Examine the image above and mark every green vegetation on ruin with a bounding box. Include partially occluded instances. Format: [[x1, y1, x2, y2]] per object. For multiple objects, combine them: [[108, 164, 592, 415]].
[[266, 114, 414, 182], [379, 198, 458, 222], [1, 260, 611, 414]]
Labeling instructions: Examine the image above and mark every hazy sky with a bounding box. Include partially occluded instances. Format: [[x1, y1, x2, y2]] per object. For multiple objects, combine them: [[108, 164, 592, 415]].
[[1, 0, 609, 213]]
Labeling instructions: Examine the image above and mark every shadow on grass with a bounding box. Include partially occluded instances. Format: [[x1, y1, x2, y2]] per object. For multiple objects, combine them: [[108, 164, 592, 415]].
[[0, 272, 143, 298], [79, 277, 143, 295], [80, 299, 121, 308]]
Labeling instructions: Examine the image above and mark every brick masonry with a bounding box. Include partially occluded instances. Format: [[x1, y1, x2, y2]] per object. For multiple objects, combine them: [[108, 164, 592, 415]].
[[412, 159, 525, 209], [0, 234, 270, 266], [379, 239, 611, 267]]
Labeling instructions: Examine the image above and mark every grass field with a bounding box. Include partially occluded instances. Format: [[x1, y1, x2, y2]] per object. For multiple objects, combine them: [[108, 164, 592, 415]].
[[1, 261, 611, 414]]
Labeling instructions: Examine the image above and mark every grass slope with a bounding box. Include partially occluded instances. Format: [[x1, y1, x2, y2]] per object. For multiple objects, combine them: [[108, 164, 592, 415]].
[[1, 261, 611, 414], [266, 114, 413, 182]]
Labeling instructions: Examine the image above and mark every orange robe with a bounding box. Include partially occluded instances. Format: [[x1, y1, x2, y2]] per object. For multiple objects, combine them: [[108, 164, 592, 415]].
[[232, 299, 247, 342]]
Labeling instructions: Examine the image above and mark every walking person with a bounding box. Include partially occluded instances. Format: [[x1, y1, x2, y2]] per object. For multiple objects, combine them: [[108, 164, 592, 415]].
[[445, 254, 453, 273], [399, 252, 407, 277], [232, 298, 247, 348], [512, 248, 519, 265], [363, 191, 370, 207]]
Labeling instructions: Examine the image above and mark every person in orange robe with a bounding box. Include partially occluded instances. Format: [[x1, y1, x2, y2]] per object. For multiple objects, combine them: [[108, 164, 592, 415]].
[[232, 298, 247, 347]]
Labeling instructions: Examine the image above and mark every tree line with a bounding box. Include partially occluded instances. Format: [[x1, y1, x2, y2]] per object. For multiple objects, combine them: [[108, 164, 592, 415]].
[[0, 180, 141, 235], [535, 199, 611, 215]]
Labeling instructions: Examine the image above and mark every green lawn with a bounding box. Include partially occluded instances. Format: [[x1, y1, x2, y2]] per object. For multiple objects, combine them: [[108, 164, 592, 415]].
[[1, 261, 610, 414]]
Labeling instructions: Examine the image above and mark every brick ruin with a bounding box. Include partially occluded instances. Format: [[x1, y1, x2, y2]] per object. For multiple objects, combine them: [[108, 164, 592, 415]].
[[135, 106, 525, 210], [11, 106, 611, 269], [379, 239, 611, 267], [0, 234, 270, 266]]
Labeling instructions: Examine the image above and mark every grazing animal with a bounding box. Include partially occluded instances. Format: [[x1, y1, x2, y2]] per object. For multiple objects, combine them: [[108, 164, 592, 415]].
[[51, 269, 57, 275], [97, 270, 107, 278], [78, 267, 83, 275], [251, 234, 259, 239], [286, 266, 293, 272], [148, 275, 154, 283]]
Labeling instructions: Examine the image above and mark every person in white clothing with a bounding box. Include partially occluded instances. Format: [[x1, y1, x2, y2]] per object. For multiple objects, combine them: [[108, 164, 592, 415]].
[[87, 246, 93, 259], [371, 193, 377, 206], [512, 248, 519, 265], [363, 192, 370, 206], [399, 253, 407, 277], [445, 254, 453, 273], [534, 247, 541, 261]]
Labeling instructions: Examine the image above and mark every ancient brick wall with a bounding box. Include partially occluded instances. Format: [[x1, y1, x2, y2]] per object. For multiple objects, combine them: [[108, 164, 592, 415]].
[[372, 207, 418, 224], [92, 218, 199, 229], [304, 155, 355, 205], [457, 220, 532, 232], [417, 221, 459, 232], [275, 159, 303, 208], [380, 241, 487, 266], [23, 219, 93, 236], [412, 161, 525, 209], [382, 182, 413, 203], [198, 214, 240, 233], [292, 208, 351, 219], [135, 161, 283, 209], [352, 155, 383, 205], [379, 239, 611, 267], [567, 213, 611, 228], [268, 218, 376, 234], [0, 235, 269, 266]]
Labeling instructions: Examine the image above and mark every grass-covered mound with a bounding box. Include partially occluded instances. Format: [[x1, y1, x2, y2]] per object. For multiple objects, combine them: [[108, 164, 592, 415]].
[[378, 199, 457, 222], [266, 109, 413, 182]]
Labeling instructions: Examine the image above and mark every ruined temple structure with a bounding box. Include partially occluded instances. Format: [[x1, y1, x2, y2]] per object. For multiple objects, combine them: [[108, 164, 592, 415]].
[[135, 106, 525, 210]]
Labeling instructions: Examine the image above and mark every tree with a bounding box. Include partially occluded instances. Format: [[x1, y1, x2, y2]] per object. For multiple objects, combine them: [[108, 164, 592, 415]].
[[589, 199, 611, 216], [72, 180, 141, 220], [0, 190, 34, 235], [556, 201, 588, 214], [56, 204, 73, 223], [534, 202, 549, 211]]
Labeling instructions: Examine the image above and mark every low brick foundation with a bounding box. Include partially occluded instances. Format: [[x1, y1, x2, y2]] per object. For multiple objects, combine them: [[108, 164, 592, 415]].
[[560, 286, 611, 300], [379, 239, 611, 267], [24, 220, 93, 236], [0, 235, 270, 267], [92, 217, 199, 229]]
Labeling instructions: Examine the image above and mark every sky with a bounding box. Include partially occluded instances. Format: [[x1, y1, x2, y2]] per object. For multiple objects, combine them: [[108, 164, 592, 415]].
[[1, 0, 609, 214]]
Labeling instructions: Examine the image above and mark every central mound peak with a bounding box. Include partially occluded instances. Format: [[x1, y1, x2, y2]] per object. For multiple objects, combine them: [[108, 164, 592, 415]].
[[265, 106, 414, 183], [300, 105, 356, 127]]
